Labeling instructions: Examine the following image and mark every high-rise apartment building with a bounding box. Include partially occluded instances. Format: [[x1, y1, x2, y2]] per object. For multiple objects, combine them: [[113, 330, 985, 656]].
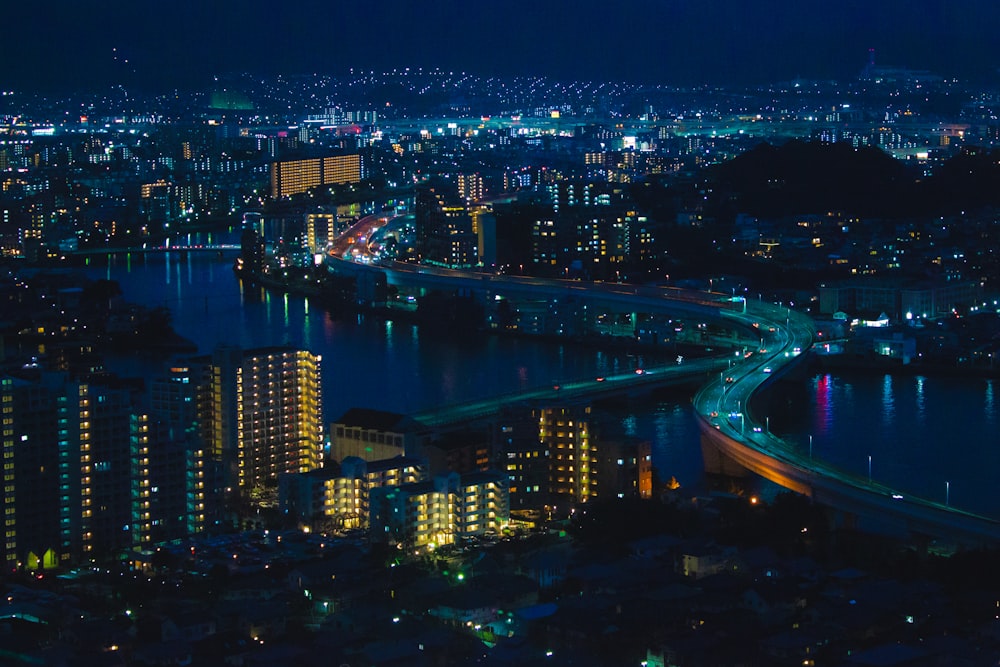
[[414, 179, 476, 267], [472, 209, 497, 268], [1, 348, 329, 570], [595, 438, 654, 500], [496, 404, 551, 509], [150, 366, 210, 536], [271, 158, 322, 198], [2, 374, 155, 569], [497, 402, 649, 510], [237, 226, 266, 276], [457, 173, 484, 204], [192, 346, 324, 499]]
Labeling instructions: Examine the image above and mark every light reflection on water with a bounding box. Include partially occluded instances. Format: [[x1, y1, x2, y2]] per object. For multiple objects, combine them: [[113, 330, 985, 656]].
[[777, 371, 1000, 519], [88, 250, 695, 462], [986, 381, 996, 427], [881, 374, 895, 433], [915, 376, 925, 425], [85, 248, 1000, 515]]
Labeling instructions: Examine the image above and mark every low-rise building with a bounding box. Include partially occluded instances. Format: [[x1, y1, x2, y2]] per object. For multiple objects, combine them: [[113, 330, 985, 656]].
[[278, 455, 428, 529], [370, 471, 509, 550]]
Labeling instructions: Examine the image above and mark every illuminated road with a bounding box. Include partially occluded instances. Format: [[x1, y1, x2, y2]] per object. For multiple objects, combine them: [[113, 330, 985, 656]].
[[328, 245, 1000, 544], [693, 301, 1000, 545], [329, 213, 393, 260], [412, 355, 733, 428]]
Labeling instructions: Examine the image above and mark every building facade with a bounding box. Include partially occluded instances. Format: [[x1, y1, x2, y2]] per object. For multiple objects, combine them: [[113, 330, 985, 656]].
[[497, 402, 651, 511], [165, 346, 324, 505], [278, 455, 428, 530], [2, 374, 157, 569], [369, 471, 509, 550], [329, 408, 429, 463], [269, 154, 363, 198], [540, 403, 597, 504]]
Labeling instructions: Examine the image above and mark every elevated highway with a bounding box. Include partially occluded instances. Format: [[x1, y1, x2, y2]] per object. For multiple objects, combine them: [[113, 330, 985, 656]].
[[412, 355, 734, 428], [332, 254, 751, 323], [327, 254, 1000, 546], [694, 302, 1000, 546]]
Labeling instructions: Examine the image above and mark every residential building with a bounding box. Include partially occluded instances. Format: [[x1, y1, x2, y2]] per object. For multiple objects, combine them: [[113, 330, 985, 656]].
[[167, 346, 324, 503], [540, 403, 597, 504], [278, 455, 427, 530], [269, 154, 363, 198], [495, 404, 551, 509], [370, 471, 509, 549], [2, 373, 154, 568], [423, 431, 492, 476], [594, 438, 654, 500]]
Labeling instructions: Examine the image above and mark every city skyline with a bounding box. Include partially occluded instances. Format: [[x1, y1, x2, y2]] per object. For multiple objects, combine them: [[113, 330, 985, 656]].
[[5, 6, 1000, 661], [5, 0, 1000, 92]]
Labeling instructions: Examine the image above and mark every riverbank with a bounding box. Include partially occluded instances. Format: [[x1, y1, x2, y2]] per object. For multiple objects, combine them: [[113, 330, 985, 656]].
[[236, 264, 723, 363]]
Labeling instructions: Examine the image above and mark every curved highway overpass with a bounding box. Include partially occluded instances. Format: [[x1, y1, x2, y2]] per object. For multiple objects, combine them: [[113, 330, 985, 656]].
[[326, 251, 1000, 546], [693, 303, 1000, 546]]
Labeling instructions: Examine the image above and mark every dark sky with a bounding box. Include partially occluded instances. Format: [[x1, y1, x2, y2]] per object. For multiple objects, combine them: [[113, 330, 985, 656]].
[[4, 0, 1000, 92]]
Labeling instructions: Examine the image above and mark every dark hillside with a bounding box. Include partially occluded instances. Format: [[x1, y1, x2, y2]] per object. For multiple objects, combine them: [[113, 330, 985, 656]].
[[707, 140, 917, 218]]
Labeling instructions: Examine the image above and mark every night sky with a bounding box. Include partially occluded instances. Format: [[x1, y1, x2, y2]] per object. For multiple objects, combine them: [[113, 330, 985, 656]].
[[5, 0, 1000, 92]]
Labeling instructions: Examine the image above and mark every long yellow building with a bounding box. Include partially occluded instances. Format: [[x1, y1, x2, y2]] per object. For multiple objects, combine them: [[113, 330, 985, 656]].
[[270, 154, 363, 198]]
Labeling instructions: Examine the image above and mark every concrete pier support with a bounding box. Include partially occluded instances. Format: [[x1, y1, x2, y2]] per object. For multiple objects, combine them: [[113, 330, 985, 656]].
[[700, 433, 751, 478]]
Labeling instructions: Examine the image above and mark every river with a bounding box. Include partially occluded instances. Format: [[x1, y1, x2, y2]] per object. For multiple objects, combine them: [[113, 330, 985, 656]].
[[81, 248, 707, 493], [767, 370, 1000, 519], [79, 248, 1000, 518]]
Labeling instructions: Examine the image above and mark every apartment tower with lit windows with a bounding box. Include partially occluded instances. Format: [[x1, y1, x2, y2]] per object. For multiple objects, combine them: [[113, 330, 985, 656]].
[[2, 374, 155, 569], [189, 346, 324, 504], [540, 402, 597, 504]]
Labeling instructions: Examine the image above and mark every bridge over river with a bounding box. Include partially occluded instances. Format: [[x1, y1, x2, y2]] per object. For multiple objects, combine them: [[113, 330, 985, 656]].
[[328, 244, 1000, 546]]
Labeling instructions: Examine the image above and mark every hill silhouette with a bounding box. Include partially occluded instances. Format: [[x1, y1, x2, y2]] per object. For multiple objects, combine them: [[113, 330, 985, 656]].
[[706, 141, 1000, 220], [708, 140, 916, 218]]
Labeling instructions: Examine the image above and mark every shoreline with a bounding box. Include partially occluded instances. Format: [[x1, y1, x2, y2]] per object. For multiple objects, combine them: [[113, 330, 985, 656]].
[[237, 266, 724, 363], [813, 352, 1000, 380]]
